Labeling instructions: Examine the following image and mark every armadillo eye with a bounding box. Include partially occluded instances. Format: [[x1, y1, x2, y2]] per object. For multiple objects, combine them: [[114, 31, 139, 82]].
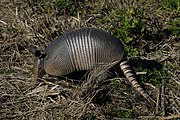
[[35, 50, 41, 57]]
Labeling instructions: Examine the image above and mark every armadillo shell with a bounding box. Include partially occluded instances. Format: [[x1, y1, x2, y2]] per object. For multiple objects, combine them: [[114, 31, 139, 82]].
[[44, 28, 125, 76]]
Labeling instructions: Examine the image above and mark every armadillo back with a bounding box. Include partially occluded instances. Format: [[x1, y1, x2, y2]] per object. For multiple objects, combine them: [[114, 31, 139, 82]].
[[44, 28, 125, 76]]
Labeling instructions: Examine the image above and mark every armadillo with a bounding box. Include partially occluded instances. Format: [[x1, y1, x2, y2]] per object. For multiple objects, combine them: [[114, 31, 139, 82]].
[[30, 27, 153, 101]]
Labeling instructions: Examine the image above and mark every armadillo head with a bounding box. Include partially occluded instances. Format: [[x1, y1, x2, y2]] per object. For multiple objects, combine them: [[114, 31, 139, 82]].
[[29, 46, 46, 80]]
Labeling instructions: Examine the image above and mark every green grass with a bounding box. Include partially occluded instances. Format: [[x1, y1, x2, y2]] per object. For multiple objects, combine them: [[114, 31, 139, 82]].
[[37, 0, 83, 16], [0, 67, 9, 74], [81, 113, 96, 120], [114, 108, 135, 118], [134, 66, 170, 87], [110, 79, 126, 92], [168, 17, 180, 36], [162, 0, 180, 11], [161, 0, 180, 37]]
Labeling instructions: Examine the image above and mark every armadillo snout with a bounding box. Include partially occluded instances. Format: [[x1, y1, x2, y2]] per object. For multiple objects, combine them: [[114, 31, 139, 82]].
[[33, 57, 41, 79], [33, 57, 46, 79]]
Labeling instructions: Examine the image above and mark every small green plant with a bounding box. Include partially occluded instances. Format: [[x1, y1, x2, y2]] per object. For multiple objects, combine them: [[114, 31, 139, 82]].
[[54, 0, 82, 16], [134, 67, 170, 87], [125, 47, 139, 56], [114, 6, 146, 43], [108, 4, 147, 56], [37, 0, 82, 16], [81, 113, 96, 120], [168, 18, 180, 36], [114, 108, 135, 118], [0, 67, 9, 74], [161, 0, 180, 11], [111, 79, 124, 92], [36, 0, 53, 13]]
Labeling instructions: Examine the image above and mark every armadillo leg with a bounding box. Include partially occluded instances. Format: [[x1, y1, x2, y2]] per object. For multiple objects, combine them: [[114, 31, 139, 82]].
[[119, 59, 152, 101]]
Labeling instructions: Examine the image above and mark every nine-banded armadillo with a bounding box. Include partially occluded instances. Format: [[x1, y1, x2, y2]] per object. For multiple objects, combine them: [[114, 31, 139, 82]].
[[30, 27, 152, 101]]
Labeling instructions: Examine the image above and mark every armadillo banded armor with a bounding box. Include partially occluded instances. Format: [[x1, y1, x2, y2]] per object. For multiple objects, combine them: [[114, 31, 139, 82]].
[[44, 28, 124, 76]]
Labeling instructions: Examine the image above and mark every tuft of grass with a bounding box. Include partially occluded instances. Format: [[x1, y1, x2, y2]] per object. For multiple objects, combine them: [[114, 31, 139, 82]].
[[168, 17, 180, 37], [81, 113, 96, 120], [110, 79, 125, 92], [134, 67, 170, 87], [38, 0, 83, 16], [114, 9, 146, 44], [54, 0, 83, 16], [0, 67, 10, 74], [113, 108, 135, 118], [161, 0, 180, 11]]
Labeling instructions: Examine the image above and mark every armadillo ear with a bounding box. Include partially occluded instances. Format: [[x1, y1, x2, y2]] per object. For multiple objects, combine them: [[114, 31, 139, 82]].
[[29, 45, 41, 57]]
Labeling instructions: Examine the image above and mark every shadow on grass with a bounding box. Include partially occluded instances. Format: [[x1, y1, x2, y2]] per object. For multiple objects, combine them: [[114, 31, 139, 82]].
[[129, 57, 163, 70]]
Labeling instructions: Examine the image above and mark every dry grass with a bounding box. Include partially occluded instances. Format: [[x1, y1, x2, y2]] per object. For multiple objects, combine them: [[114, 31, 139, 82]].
[[0, 0, 179, 120]]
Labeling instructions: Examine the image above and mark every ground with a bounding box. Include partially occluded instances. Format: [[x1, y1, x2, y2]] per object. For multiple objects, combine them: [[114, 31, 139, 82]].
[[0, 0, 179, 120]]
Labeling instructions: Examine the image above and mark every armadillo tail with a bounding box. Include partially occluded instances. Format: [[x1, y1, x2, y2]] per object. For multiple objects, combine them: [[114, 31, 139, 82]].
[[120, 59, 153, 102]]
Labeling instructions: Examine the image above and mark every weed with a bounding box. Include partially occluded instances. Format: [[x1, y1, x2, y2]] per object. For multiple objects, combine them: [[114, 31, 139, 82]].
[[34, 0, 83, 16], [0, 67, 9, 74], [111, 79, 125, 92], [114, 108, 135, 118], [161, 0, 180, 11], [81, 113, 96, 120], [115, 9, 146, 44], [134, 67, 170, 87], [54, 0, 82, 16], [160, 0, 180, 37], [35, 0, 53, 13], [168, 18, 180, 36]]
